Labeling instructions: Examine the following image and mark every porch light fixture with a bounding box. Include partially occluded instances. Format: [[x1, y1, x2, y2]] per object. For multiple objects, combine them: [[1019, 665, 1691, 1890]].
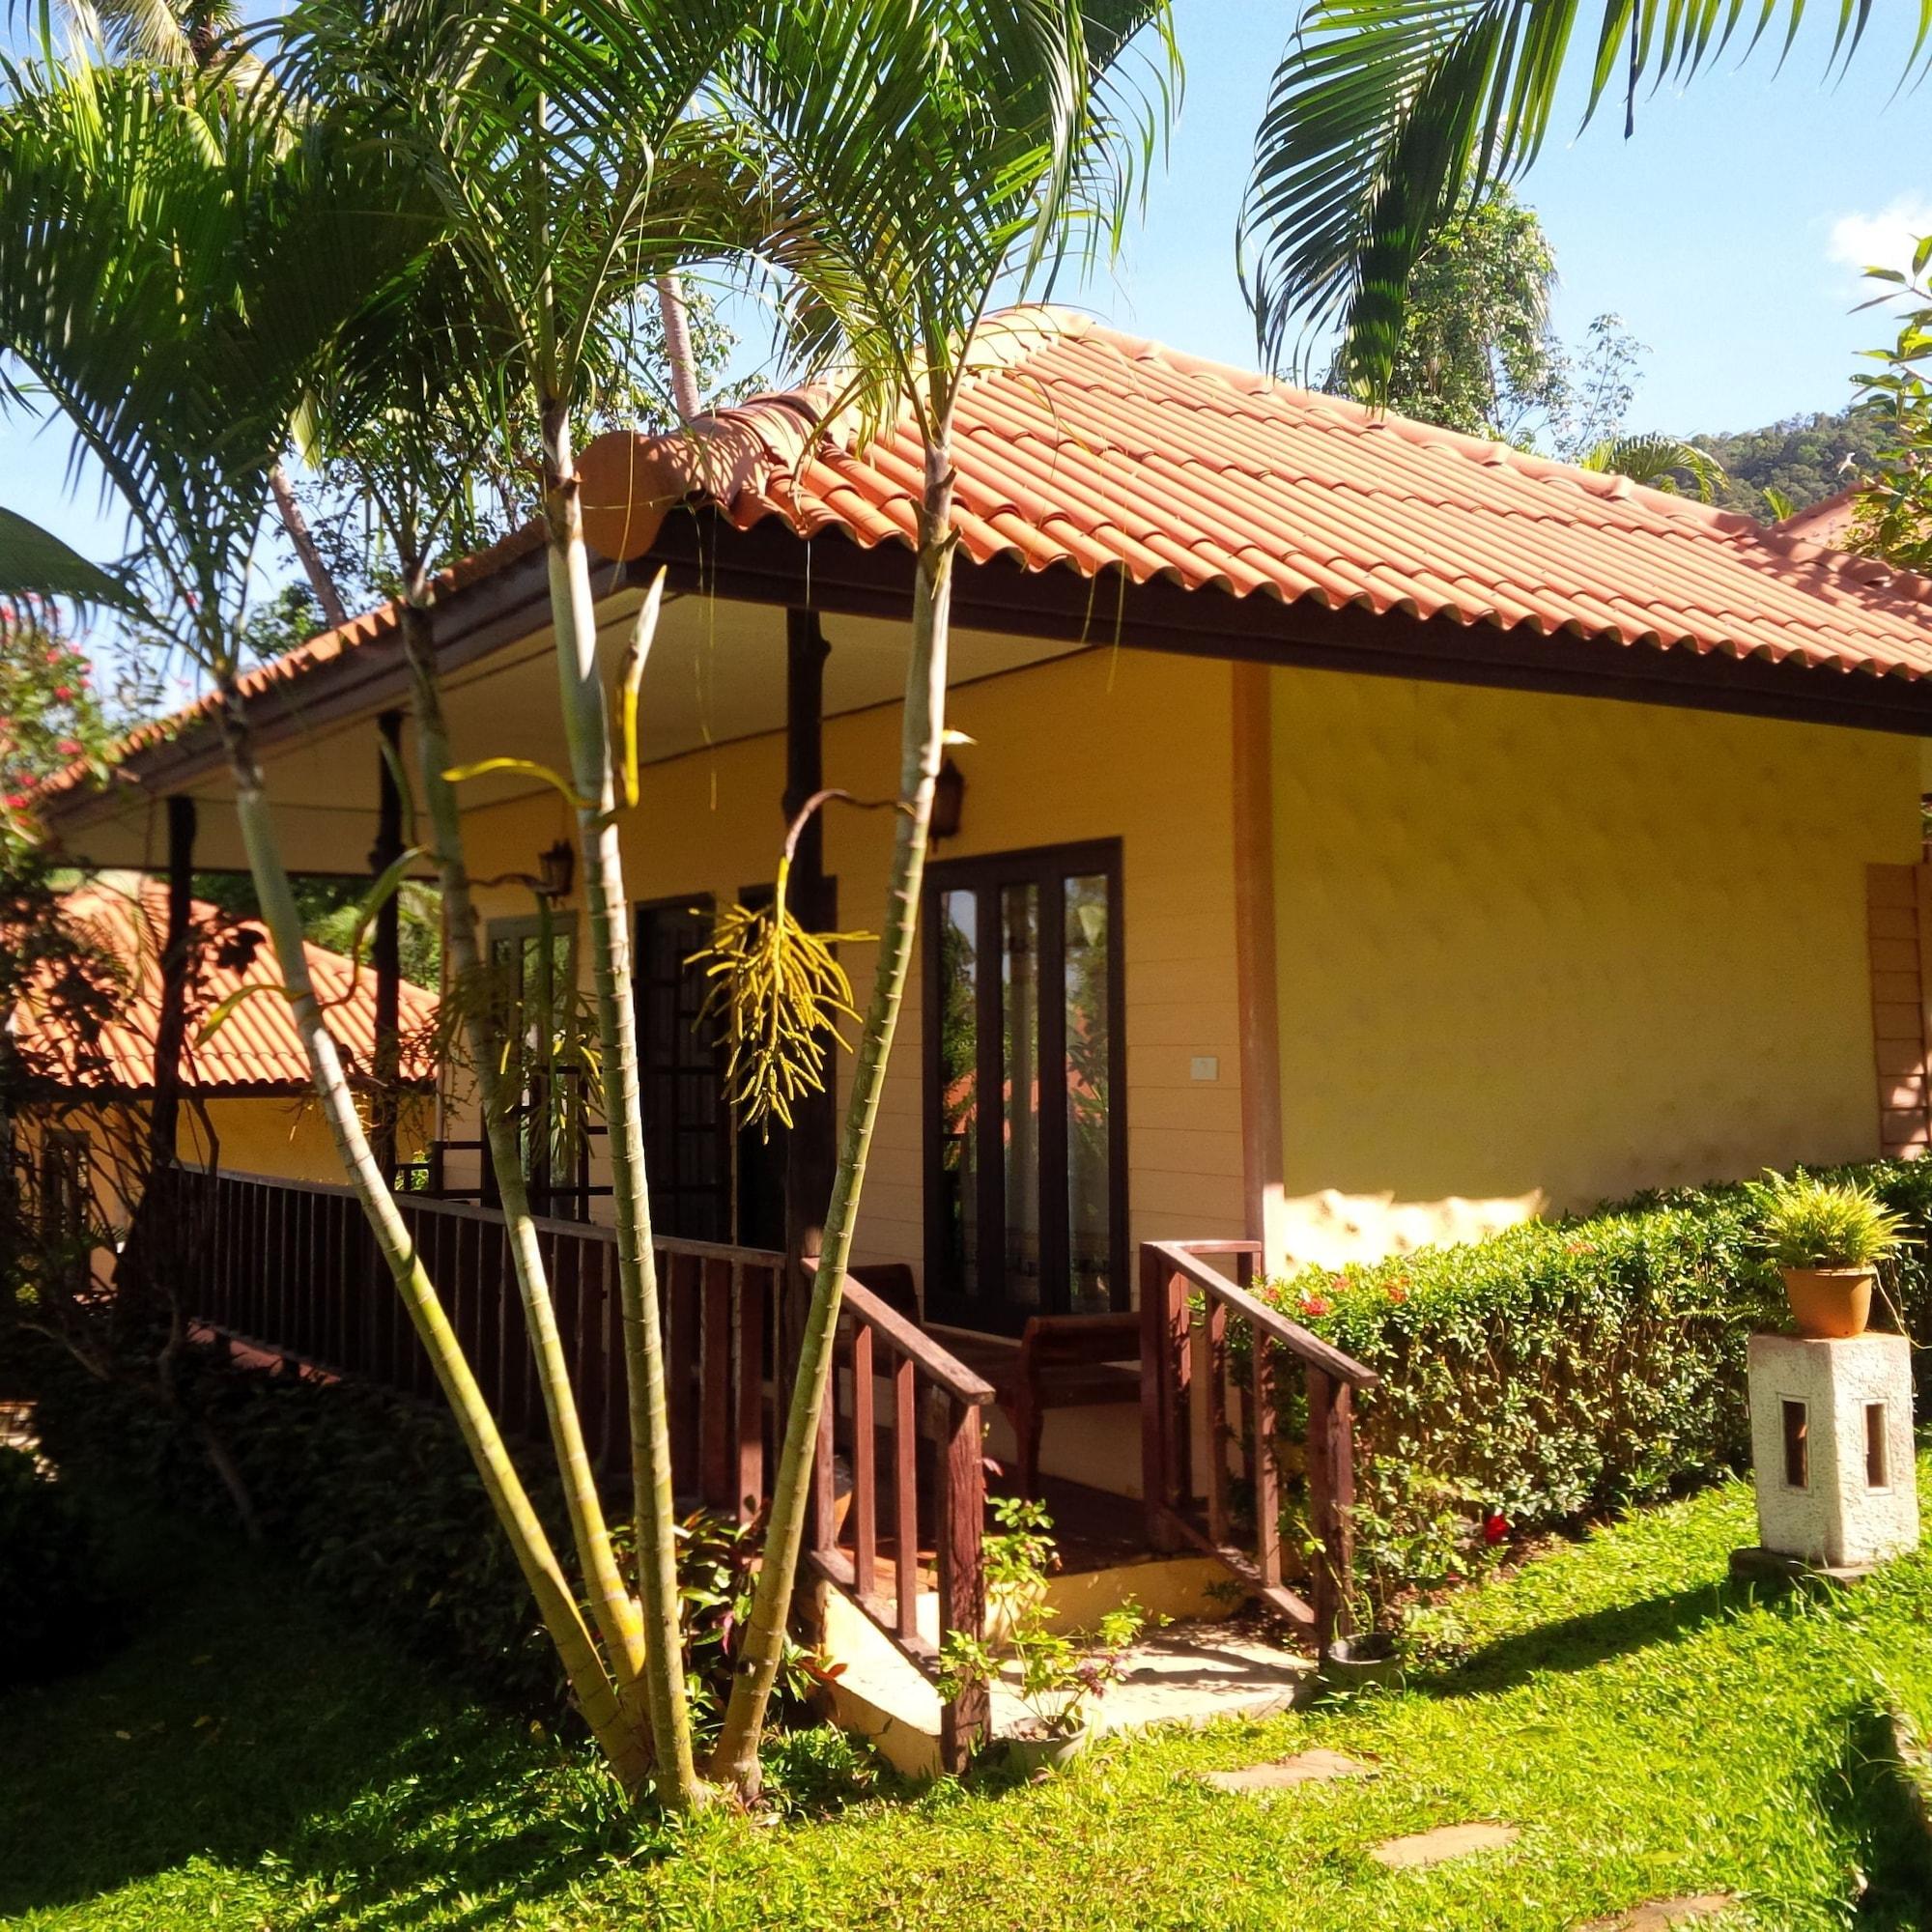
[[930, 756, 966, 842], [535, 838, 575, 901]]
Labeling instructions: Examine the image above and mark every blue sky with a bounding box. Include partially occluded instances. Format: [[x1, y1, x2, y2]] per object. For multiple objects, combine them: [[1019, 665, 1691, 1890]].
[[4, 4, 1930, 584]]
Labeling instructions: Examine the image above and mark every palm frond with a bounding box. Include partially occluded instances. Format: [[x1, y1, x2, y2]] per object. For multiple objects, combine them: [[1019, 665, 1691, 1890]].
[[1577, 431, 1724, 499], [1242, 1, 1928, 397]]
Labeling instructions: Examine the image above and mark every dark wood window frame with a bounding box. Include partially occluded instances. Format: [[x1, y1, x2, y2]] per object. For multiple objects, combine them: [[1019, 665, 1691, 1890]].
[[921, 838, 1127, 1335], [636, 895, 733, 1244]]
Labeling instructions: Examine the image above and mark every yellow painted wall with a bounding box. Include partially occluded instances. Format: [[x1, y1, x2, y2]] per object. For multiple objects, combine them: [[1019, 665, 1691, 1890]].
[[1270, 668, 1923, 1211], [453, 643, 1252, 1274]]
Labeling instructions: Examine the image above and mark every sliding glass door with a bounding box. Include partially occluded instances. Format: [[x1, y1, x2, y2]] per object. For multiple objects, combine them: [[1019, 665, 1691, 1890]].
[[923, 839, 1125, 1333]]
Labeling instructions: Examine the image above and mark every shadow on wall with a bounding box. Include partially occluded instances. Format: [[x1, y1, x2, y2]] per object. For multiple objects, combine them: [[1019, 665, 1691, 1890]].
[[1274, 1187, 1547, 1272]]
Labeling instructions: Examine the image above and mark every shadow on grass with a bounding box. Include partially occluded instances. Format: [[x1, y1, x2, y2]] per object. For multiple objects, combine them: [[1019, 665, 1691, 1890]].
[[1415, 1577, 1751, 1695], [1819, 1702, 1932, 1929], [0, 1484, 650, 1927]]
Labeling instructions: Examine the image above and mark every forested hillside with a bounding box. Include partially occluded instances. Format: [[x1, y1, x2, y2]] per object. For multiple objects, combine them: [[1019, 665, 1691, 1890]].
[[1689, 408, 1889, 518]]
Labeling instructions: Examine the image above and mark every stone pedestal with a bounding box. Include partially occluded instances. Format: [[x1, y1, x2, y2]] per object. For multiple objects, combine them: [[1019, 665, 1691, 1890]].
[[1741, 1332, 1918, 1577]]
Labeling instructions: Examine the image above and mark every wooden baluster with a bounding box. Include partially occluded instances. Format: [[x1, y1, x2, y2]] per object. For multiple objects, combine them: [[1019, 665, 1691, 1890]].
[[734, 1264, 767, 1521], [851, 1323, 876, 1600], [936, 1396, 988, 1773], [601, 1240, 625, 1477], [693, 1255, 728, 1508], [810, 1371, 836, 1555], [1204, 1298, 1229, 1548], [669, 1252, 701, 1497], [894, 1352, 919, 1642], [1253, 1322, 1282, 1594]]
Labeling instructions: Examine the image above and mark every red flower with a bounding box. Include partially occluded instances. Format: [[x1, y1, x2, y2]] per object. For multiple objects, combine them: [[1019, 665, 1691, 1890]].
[[51, 685, 72, 702], [1483, 1514, 1510, 1546], [1386, 1282, 1409, 1304], [56, 738, 80, 756], [4, 791, 28, 810], [1298, 1293, 1332, 1320]]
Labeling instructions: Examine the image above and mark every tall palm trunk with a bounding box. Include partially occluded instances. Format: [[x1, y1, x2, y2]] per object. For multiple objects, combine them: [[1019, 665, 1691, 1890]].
[[396, 592, 654, 1754], [213, 683, 651, 1795], [711, 439, 957, 1790], [538, 400, 702, 1808]]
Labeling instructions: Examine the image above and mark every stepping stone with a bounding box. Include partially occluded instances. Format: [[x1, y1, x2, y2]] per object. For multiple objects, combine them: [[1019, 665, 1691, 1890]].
[[1370, 1822, 1520, 1869], [1199, 1748, 1371, 1793], [1575, 1897, 1734, 1932]]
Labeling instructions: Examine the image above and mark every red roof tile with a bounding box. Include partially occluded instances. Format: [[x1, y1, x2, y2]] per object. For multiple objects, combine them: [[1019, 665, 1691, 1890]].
[[12, 879, 438, 1092], [577, 307, 1932, 682]]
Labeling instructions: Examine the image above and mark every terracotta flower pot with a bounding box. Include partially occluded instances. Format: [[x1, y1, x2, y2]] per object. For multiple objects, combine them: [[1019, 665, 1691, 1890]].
[[1780, 1265, 1874, 1340]]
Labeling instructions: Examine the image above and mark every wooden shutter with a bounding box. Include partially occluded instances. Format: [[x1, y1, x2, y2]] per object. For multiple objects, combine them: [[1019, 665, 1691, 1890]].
[[1866, 862, 1932, 1156]]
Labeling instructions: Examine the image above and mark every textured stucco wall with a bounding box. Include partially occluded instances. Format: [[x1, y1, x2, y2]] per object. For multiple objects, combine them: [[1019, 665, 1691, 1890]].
[[1271, 668, 1923, 1211]]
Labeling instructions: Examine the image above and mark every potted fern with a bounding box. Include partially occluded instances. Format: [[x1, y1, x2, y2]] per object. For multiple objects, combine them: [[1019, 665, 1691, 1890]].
[[935, 1499, 1146, 1774], [1749, 1172, 1907, 1339]]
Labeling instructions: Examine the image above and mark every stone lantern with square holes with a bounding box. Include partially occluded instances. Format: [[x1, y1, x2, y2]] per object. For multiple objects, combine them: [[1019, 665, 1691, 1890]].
[[1733, 1332, 1919, 1581]]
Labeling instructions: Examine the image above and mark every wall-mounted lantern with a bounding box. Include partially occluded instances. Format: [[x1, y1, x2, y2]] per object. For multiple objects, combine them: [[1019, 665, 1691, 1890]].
[[930, 756, 966, 842], [535, 838, 576, 901]]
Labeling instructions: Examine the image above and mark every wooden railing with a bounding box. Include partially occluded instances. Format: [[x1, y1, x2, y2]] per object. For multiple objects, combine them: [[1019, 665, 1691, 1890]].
[[1140, 1239, 1378, 1654], [804, 1266, 997, 1773], [184, 1166, 781, 1517]]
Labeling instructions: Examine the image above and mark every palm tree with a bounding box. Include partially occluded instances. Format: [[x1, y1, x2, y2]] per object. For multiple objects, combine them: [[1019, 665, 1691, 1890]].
[[1577, 432, 1723, 500], [0, 51, 657, 1789], [268, 0, 753, 1807], [1240, 2, 1929, 397], [702, 0, 1179, 1789]]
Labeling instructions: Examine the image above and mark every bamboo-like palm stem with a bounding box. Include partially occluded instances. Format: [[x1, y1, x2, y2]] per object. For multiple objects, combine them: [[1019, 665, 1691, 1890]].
[[538, 400, 702, 1809], [397, 594, 653, 1743], [213, 685, 651, 1795], [710, 440, 957, 1790]]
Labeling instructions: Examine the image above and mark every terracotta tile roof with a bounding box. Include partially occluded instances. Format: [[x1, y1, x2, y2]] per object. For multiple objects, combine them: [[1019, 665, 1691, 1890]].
[[11, 877, 438, 1092], [579, 306, 1932, 681], [33, 522, 545, 806], [38, 308, 1932, 811], [1774, 484, 1869, 551]]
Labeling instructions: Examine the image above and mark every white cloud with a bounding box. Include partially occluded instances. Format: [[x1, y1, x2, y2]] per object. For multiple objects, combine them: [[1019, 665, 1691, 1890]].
[[1828, 194, 1932, 277]]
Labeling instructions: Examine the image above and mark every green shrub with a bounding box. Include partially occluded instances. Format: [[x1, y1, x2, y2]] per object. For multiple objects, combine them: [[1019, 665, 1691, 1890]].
[[0, 1444, 116, 1683], [22, 1338, 822, 1737], [1256, 1157, 1932, 1623], [1747, 1171, 1907, 1268]]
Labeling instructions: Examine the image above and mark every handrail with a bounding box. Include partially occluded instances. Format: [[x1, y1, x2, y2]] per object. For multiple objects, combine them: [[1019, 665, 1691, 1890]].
[[802, 1259, 996, 1406], [1146, 1240, 1378, 1390]]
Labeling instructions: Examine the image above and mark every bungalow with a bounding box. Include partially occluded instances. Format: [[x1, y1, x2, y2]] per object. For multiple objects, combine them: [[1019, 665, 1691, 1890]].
[[6, 873, 437, 1281], [29, 302, 1932, 1544]]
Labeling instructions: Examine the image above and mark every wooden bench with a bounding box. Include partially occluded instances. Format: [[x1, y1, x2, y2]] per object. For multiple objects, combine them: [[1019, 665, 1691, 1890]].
[[823, 1264, 1140, 1497]]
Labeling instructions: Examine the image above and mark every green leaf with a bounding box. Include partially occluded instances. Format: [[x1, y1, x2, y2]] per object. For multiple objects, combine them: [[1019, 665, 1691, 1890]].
[[349, 845, 430, 968], [440, 757, 591, 810], [0, 507, 152, 621], [197, 981, 296, 1043]]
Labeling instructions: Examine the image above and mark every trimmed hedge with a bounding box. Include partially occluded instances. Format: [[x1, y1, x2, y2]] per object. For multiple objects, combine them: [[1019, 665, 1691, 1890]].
[[1258, 1159, 1932, 1619]]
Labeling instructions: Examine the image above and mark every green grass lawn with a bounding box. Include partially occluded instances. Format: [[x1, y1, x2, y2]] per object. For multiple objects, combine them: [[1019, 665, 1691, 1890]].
[[6, 1460, 1931, 1932]]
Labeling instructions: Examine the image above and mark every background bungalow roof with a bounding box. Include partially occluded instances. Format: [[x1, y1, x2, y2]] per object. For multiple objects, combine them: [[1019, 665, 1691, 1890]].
[[12, 877, 438, 1093]]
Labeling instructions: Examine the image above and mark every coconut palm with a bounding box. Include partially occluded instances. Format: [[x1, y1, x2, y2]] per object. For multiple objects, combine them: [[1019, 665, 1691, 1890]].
[[1241, 2, 1931, 396], [0, 50, 661, 1789], [702, 0, 1179, 1789]]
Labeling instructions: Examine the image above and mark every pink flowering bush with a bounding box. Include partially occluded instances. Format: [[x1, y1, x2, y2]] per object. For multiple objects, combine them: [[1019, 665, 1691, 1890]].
[[0, 598, 112, 860]]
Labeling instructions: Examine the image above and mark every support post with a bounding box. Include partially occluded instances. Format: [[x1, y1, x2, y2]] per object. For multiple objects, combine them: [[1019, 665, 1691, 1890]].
[[782, 609, 836, 1362], [1231, 661, 1286, 1269], [370, 712, 404, 1184], [150, 794, 197, 1170], [936, 1395, 989, 1771]]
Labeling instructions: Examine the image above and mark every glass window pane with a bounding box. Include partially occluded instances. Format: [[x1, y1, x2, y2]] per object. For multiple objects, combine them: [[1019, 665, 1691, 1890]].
[[1003, 884, 1041, 1310], [937, 889, 980, 1297], [1065, 873, 1111, 1313]]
